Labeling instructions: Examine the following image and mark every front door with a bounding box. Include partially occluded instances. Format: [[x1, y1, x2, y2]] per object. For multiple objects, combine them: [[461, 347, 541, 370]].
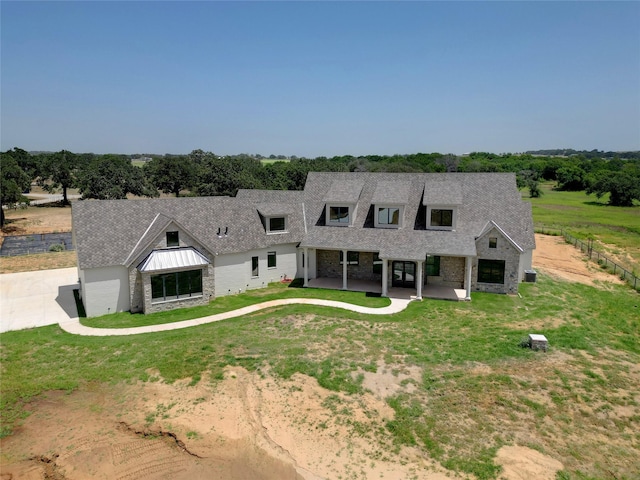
[[392, 261, 416, 288]]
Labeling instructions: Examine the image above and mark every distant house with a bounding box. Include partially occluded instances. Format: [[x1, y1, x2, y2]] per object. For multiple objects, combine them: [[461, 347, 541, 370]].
[[72, 172, 535, 317]]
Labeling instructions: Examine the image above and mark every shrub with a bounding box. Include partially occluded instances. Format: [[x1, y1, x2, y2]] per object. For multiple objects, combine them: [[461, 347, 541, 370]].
[[49, 243, 65, 252]]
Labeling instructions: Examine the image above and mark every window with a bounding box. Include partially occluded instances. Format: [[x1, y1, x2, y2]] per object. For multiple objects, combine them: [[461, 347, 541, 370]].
[[339, 251, 359, 265], [329, 206, 350, 224], [251, 256, 259, 277], [477, 259, 505, 284], [373, 252, 383, 274], [489, 237, 497, 248], [268, 251, 276, 268], [377, 207, 400, 226], [425, 255, 440, 276], [268, 217, 286, 233], [151, 269, 202, 303], [166, 231, 179, 247], [430, 209, 453, 227]]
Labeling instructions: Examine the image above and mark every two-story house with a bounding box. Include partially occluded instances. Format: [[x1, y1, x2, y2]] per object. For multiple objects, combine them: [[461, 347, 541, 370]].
[[72, 172, 535, 317]]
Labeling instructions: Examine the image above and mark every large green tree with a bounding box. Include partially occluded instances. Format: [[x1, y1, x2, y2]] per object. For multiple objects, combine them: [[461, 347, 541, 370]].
[[144, 155, 196, 197], [195, 155, 263, 196], [555, 164, 587, 191], [586, 170, 640, 207], [77, 155, 156, 200], [36, 150, 80, 204], [1, 151, 32, 227]]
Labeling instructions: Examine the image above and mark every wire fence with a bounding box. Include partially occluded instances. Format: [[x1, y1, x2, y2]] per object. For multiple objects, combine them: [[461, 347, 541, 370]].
[[535, 227, 639, 291]]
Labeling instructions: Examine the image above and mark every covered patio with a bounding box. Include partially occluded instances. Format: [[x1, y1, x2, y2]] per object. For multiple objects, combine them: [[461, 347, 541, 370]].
[[306, 277, 466, 301]]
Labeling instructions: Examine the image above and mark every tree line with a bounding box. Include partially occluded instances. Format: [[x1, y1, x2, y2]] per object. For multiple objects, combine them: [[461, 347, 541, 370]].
[[2, 147, 639, 226]]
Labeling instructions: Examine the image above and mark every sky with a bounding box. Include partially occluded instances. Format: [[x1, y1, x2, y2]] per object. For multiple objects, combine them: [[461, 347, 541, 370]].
[[1, 1, 639, 158]]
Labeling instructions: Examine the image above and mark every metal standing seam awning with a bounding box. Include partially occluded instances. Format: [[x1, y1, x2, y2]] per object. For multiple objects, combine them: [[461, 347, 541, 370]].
[[138, 247, 210, 272]]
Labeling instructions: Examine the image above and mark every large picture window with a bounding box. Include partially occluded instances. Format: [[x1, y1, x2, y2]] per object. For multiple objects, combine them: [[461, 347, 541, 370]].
[[339, 251, 359, 265], [430, 209, 453, 227], [425, 255, 440, 276], [151, 269, 202, 303], [377, 207, 399, 226], [477, 259, 505, 284], [329, 206, 350, 224]]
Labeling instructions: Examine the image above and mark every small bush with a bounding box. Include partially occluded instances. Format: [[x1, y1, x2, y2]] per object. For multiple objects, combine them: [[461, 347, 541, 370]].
[[49, 243, 65, 252]]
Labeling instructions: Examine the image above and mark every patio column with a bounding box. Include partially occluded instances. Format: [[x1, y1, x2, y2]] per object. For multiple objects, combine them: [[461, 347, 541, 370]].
[[381, 259, 388, 297], [416, 260, 423, 300], [303, 248, 309, 287], [465, 256, 473, 300], [342, 249, 348, 290]]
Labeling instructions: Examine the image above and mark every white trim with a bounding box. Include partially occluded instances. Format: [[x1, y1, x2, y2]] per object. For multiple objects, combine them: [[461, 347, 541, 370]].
[[477, 220, 523, 253], [374, 204, 403, 229], [124, 213, 162, 266], [266, 215, 288, 234], [426, 205, 457, 231], [326, 204, 354, 226]]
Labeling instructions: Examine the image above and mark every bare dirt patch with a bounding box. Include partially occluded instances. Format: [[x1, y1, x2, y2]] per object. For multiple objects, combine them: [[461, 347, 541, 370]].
[[1, 205, 72, 239], [0, 205, 75, 273], [533, 234, 625, 287], [495, 446, 563, 480], [0, 369, 454, 480]]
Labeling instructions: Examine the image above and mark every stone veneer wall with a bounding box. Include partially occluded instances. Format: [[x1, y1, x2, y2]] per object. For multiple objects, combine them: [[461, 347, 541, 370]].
[[427, 256, 465, 288], [140, 264, 214, 314], [472, 227, 521, 294], [129, 223, 216, 314], [316, 250, 381, 282]]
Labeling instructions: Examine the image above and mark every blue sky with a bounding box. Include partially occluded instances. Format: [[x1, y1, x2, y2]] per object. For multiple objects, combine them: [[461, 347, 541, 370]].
[[2, 1, 639, 157]]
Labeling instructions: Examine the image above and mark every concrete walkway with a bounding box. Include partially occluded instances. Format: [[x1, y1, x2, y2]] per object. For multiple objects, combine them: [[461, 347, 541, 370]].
[[1, 267, 413, 336], [59, 296, 414, 337]]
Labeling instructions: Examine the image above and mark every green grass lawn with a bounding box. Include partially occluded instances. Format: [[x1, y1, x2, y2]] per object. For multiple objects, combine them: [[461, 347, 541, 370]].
[[524, 182, 640, 273], [2, 277, 639, 479], [81, 281, 390, 328]]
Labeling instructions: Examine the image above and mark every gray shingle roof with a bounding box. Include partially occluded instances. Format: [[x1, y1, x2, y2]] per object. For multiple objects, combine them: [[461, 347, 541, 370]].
[[73, 172, 535, 269], [322, 180, 364, 203], [299, 172, 534, 259], [422, 180, 463, 205], [73, 195, 305, 269], [371, 181, 412, 205]]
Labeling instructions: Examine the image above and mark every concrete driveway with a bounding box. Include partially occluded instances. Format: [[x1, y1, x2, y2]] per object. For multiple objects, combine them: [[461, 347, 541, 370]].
[[0, 267, 79, 333]]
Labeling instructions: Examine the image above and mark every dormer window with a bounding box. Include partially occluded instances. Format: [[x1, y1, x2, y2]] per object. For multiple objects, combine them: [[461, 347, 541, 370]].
[[268, 216, 287, 233], [257, 203, 292, 234], [426, 206, 457, 230], [423, 180, 462, 231], [323, 180, 363, 227], [430, 209, 453, 227], [328, 205, 351, 225], [375, 206, 402, 228], [166, 231, 179, 247]]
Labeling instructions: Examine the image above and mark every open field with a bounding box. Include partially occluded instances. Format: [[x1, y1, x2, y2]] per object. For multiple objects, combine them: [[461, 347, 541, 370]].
[[261, 158, 291, 164], [523, 182, 640, 274]]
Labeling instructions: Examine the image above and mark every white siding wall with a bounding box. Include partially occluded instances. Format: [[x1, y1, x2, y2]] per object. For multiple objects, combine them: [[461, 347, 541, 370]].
[[82, 266, 131, 317], [518, 249, 534, 281], [214, 244, 298, 297]]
